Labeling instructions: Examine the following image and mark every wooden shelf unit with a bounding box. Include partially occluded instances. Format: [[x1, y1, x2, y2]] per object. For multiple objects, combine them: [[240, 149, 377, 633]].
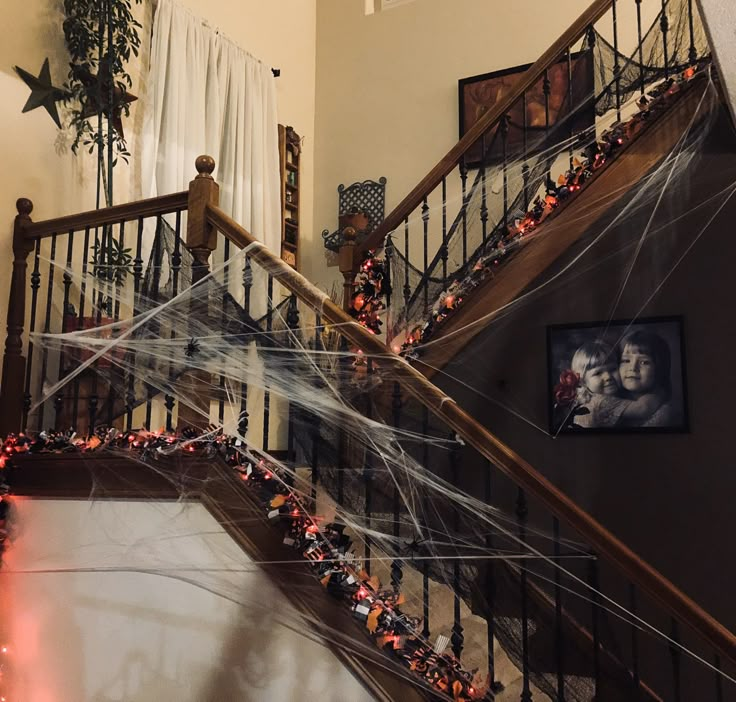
[[278, 124, 301, 269]]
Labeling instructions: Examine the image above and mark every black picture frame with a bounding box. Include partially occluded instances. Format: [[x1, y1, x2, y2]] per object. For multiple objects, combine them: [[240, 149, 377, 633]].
[[547, 316, 690, 435], [458, 50, 595, 167]]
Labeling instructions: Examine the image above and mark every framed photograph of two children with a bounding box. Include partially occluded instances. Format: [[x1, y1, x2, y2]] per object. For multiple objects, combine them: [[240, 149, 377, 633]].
[[547, 317, 689, 435]]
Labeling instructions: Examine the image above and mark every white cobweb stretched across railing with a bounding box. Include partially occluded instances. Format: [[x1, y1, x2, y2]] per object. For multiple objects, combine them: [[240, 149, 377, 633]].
[[384, 0, 711, 348], [22, 173, 736, 699]]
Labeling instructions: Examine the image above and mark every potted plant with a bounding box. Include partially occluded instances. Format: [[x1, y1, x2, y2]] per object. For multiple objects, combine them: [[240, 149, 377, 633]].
[[62, 0, 142, 205]]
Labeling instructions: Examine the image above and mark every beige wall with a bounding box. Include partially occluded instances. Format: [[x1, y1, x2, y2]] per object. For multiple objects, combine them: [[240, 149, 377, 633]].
[[0, 0, 316, 382], [312, 0, 580, 290], [311, 0, 661, 291]]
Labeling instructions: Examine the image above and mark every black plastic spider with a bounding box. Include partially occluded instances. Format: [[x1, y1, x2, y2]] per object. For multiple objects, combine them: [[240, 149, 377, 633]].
[[185, 337, 201, 358]]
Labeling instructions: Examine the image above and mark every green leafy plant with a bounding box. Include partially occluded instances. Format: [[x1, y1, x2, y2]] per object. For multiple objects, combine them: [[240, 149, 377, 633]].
[[90, 232, 133, 315], [91, 235, 133, 287], [62, 0, 141, 314], [62, 0, 142, 192]]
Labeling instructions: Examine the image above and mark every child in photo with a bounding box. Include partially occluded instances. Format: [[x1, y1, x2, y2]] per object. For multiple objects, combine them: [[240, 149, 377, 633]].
[[570, 340, 665, 428], [617, 329, 674, 427]]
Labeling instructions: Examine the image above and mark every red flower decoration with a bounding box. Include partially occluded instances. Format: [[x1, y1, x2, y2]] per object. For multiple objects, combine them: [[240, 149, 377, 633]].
[[554, 369, 579, 406]]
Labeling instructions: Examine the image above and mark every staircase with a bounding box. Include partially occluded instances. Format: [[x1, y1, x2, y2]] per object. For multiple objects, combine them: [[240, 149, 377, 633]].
[[2, 0, 736, 699]]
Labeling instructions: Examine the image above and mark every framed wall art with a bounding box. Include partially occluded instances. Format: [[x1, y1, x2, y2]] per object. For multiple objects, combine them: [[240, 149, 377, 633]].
[[459, 51, 594, 167], [547, 316, 689, 435]]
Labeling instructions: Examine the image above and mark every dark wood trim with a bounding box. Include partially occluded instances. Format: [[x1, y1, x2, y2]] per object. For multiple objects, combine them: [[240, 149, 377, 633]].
[[0, 200, 35, 436], [355, 0, 614, 263], [205, 200, 736, 668], [23, 191, 189, 240]]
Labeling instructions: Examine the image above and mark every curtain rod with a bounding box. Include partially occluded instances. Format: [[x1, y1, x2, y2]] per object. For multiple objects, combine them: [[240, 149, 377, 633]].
[[272, 68, 280, 77]]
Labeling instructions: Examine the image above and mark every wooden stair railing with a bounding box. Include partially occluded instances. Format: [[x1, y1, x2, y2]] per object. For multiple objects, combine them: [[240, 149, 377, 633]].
[[204, 197, 736, 671], [0, 189, 189, 436], [348, 0, 615, 276]]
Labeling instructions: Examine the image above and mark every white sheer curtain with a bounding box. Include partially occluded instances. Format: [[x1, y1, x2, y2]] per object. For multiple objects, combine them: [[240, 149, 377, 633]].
[[142, 0, 281, 255]]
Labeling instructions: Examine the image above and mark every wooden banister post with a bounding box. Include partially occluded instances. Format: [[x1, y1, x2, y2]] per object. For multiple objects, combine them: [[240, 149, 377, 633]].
[[187, 155, 220, 283], [178, 156, 220, 431], [0, 199, 35, 436], [338, 226, 357, 312]]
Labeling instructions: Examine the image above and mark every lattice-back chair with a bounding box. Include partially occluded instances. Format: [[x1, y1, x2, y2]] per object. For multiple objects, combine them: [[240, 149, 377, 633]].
[[322, 177, 387, 253]]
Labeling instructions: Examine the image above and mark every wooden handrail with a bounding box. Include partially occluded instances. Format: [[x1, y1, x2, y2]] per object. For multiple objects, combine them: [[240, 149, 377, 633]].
[[355, 0, 614, 263], [206, 201, 736, 668], [23, 190, 189, 240]]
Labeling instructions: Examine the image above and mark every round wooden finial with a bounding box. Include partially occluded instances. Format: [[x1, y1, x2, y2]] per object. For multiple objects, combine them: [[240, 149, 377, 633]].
[[16, 198, 33, 217], [342, 226, 357, 243], [195, 155, 216, 179]]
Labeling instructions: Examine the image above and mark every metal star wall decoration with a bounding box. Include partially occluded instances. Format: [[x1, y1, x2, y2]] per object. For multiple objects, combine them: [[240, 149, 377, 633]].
[[74, 66, 138, 140], [14, 58, 69, 129]]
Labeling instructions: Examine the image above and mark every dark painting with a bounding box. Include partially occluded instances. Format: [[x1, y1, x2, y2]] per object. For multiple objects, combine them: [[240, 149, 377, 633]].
[[459, 51, 595, 167]]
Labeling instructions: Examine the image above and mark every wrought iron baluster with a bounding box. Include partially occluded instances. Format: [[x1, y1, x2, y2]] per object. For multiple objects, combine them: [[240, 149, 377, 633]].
[[310, 313, 323, 504], [391, 381, 403, 594], [164, 212, 182, 432], [384, 237, 393, 344], [589, 558, 601, 697], [661, 0, 670, 80], [364, 358, 374, 575], [543, 68, 552, 182], [553, 517, 565, 701], [566, 49, 575, 169], [218, 237, 231, 425], [714, 654, 724, 702], [687, 0, 697, 65], [239, 256, 252, 438], [145, 216, 165, 428], [636, 0, 645, 96], [543, 68, 551, 135], [480, 133, 490, 242], [106, 220, 126, 428], [517, 488, 533, 701], [262, 273, 273, 451], [285, 296, 300, 486], [441, 177, 448, 288], [422, 198, 430, 313], [501, 115, 509, 234], [460, 157, 468, 264], [669, 619, 682, 702], [450, 434, 464, 660], [22, 240, 42, 429], [125, 217, 144, 431], [403, 217, 411, 324], [485, 459, 503, 695], [421, 404, 431, 639], [113, 220, 125, 321], [613, 0, 622, 122], [38, 233, 58, 430], [522, 93, 530, 212], [55, 229, 75, 428], [629, 584, 641, 699], [73, 226, 92, 429]]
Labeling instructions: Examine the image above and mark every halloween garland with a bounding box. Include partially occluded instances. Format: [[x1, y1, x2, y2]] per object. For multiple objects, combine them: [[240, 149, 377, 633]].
[[399, 64, 705, 357], [1, 428, 486, 701]]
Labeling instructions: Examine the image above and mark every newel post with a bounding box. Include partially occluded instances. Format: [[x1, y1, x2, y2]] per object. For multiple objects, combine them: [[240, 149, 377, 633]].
[[338, 227, 357, 312], [178, 156, 219, 431], [0, 199, 35, 436], [187, 155, 220, 282]]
